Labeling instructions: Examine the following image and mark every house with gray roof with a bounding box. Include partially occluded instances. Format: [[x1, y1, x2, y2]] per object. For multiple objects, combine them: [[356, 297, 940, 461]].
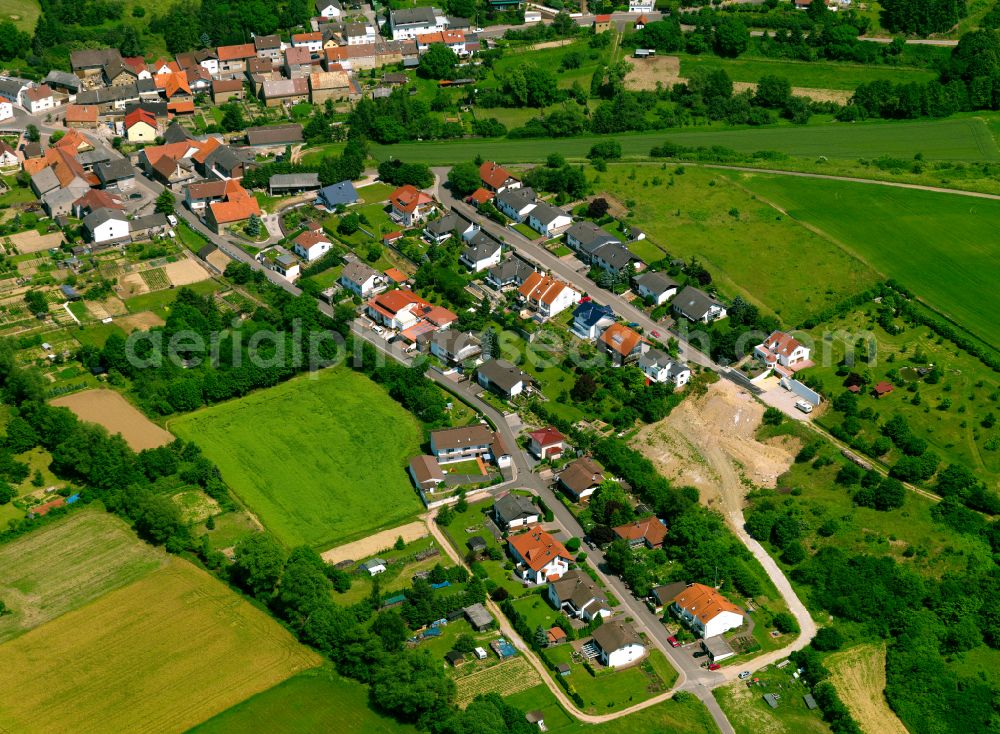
[[493, 493, 539, 530], [0, 76, 30, 105], [317, 180, 360, 210], [639, 349, 691, 388], [565, 220, 619, 258], [476, 359, 534, 398], [423, 210, 477, 244], [83, 207, 130, 245], [75, 83, 140, 110], [526, 202, 572, 237], [672, 285, 727, 324], [463, 603, 494, 631], [592, 620, 645, 668], [339, 260, 385, 297], [129, 212, 170, 240], [44, 70, 82, 95], [42, 187, 85, 218], [269, 172, 321, 195], [548, 569, 611, 622], [632, 271, 678, 306], [591, 241, 641, 275], [487, 257, 536, 289], [495, 186, 536, 222], [460, 231, 502, 272], [389, 6, 446, 39], [30, 167, 60, 197], [428, 330, 481, 365], [95, 158, 136, 191], [70, 48, 122, 72]]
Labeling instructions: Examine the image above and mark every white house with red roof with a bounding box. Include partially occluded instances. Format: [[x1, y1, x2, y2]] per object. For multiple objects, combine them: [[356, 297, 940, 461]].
[[366, 288, 457, 341], [528, 427, 566, 460], [508, 529, 572, 584], [518, 272, 580, 320], [479, 161, 520, 193], [754, 330, 811, 370], [671, 583, 745, 638], [292, 230, 333, 262], [389, 184, 436, 226]]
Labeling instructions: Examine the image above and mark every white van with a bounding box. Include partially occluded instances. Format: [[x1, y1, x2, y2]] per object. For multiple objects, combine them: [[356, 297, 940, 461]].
[[795, 400, 813, 414]]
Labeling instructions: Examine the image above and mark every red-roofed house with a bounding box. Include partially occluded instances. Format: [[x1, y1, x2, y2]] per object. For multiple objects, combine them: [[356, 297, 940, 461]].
[[0, 141, 17, 168], [594, 14, 613, 32], [125, 108, 158, 143], [874, 381, 894, 398], [155, 71, 192, 99], [292, 230, 332, 261], [64, 104, 99, 129], [25, 85, 54, 115], [508, 529, 572, 584], [519, 272, 580, 320], [366, 288, 456, 333], [468, 187, 493, 206], [671, 583, 744, 638], [384, 267, 408, 284], [204, 180, 261, 233], [479, 161, 520, 193], [755, 330, 811, 370], [528, 427, 566, 460], [217, 43, 257, 74], [389, 184, 436, 226], [612, 517, 667, 549], [599, 323, 648, 366]]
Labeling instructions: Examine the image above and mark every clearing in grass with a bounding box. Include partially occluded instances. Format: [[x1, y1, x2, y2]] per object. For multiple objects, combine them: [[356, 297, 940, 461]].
[[0, 510, 167, 643], [169, 368, 425, 548], [0, 558, 321, 734], [730, 171, 1000, 347], [827, 643, 907, 734], [594, 166, 879, 325], [189, 667, 417, 734]]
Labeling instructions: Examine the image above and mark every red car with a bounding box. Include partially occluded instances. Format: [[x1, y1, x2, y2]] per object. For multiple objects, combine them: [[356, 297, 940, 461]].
[[708, 663, 721, 671], [667, 636, 680, 648], [651, 330, 661, 338]]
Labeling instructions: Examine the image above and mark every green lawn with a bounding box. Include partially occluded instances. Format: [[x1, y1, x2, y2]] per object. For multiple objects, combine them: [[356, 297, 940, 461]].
[[124, 278, 221, 316], [72, 322, 127, 349], [169, 368, 425, 549], [372, 117, 1000, 164], [678, 54, 937, 91], [299, 142, 346, 166], [356, 182, 396, 204], [715, 675, 830, 734], [594, 166, 880, 325], [732, 171, 1000, 346], [0, 0, 40, 33], [189, 667, 416, 734]]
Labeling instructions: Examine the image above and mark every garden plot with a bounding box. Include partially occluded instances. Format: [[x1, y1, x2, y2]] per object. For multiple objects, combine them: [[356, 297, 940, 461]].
[[8, 230, 64, 254], [165, 258, 212, 286]]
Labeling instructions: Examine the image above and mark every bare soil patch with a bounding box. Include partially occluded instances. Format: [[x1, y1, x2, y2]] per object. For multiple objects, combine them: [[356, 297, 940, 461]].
[[118, 272, 150, 298], [206, 248, 232, 272], [8, 230, 64, 254], [631, 380, 800, 515], [828, 643, 908, 734], [320, 521, 428, 565], [51, 389, 173, 451], [165, 258, 212, 286], [118, 310, 166, 333]]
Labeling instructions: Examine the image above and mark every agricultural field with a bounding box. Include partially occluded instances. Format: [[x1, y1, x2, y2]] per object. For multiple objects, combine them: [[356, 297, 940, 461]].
[[170, 368, 425, 549], [796, 312, 1000, 488], [0, 558, 321, 733], [715, 673, 830, 734], [0, 510, 167, 643], [678, 55, 938, 92], [190, 667, 417, 734], [593, 165, 880, 325], [51, 388, 174, 452], [827, 644, 907, 734], [731, 172, 1000, 347], [454, 656, 541, 707], [372, 117, 1000, 164]]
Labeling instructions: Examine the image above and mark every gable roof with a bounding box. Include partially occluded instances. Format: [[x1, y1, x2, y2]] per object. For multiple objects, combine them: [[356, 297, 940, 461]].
[[207, 180, 260, 224], [633, 270, 677, 296], [462, 230, 501, 261], [425, 209, 473, 236], [246, 123, 304, 146], [549, 569, 607, 611], [573, 300, 615, 328], [508, 529, 570, 572], [529, 427, 565, 447], [566, 220, 619, 252], [64, 104, 98, 124], [599, 322, 645, 357], [476, 359, 533, 393], [431, 423, 495, 450], [25, 85, 53, 103], [519, 271, 574, 307], [479, 160, 516, 189], [390, 184, 433, 213], [559, 456, 603, 496], [760, 330, 803, 357], [391, 6, 438, 25], [124, 107, 157, 130], [217, 43, 257, 61], [527, 201, 568, 226], [496, 186, 536, 211], [592, 620, 642, 653], [341, 259, 380, 285], [673, 285, 723, 321], [494, 493, 538, 525], [317, 179, 359, 206], [83, 206, 127, 230], [672, 583, 743, 623], [613, 517, 667, 546], [409, 455, 444, 485]]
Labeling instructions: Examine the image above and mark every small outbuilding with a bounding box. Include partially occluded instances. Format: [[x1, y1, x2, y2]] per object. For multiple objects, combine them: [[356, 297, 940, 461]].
[[467, 535, 487, 554], [445, 650, 466, 667], [463, 602, 494, 631], [362, 557, 387, 576], [803, 693, 818, 710], [763, 693, 779, 709]]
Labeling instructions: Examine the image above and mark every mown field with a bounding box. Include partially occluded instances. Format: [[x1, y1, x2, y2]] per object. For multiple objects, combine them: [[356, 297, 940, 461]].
[[0, 0, 40, 31], [0, 558, 320, 733], [678, 54, 938, 91], [0, 510, 167, 643], [732, 172, 1000, 347], [170, 368, 425, 549], [827, 644, 908, 734], [371, 117, 1000, 164], [190, 668, 416, 734], [593, 165, 880, 325]]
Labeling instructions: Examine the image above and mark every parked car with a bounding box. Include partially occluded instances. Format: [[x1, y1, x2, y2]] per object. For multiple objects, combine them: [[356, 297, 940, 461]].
[[738, 671, 752, 680], [372, 324, 385, 335], [708, 663, 721, 671], [667, 636, 680, 648], [651, 330, 661, 338]]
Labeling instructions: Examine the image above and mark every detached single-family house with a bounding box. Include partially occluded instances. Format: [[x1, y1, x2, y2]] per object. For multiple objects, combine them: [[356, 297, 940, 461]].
[[613, 517, 668, 548], [0, 141, 18, 167], [519, 272, 580, 320], [487, 257, 536, 290], [672, 285, 727, 324], [340, 260, 386, 297], [429, 424, 510, 468], [408, 454, 445, 492], [292, 230, 333, 262], [508, 529, 571, 584], [476, 359, 534, 399], [389, 184, 436, 226], [755, 330, 811, 369], [83, 207, 130, 245], [592, 242, 642, 276], [428, 329, 481, 365], [558, 456, 603, 501], [495, 186, 536, 222], [548, 570, 611, 622], [526, 202, 572, 237], [571, 301, 616, 341], [493, 493, 539, 530], [25, 85, 55, 115], [671, 583, 745, 639], [527, 427, 566, 460], [632, 271, 678, 306], [366, 288, 457, 333], [565, 220, 619, 260], [316, 0, 344, 19], [211, 79, 246, 105], [592, 621, 646, 668], [423, 209, 477, 243], [204, 180, 261, 234], [479, 160, 520, 193], [315, 180, 359, 211], [599, 323, 648, 366], [460, 231, 502, 272], [124, 107, 158, 143], [639, 350, 691, 387]]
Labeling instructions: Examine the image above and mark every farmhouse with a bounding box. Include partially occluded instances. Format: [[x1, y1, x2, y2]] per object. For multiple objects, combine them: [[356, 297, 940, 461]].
[[612, 517, 667, 548], [476, 359, 534, 399], [671, 583, 744, 638], [639, 350, 691, 387], [25, 85, 55, 115], [479, 160, 520, 193], [519, 272, 580, 320], [408, 455, 445, 492], [672, 285, 727, 324], [527, 427, 566, 460], [64, 104, 99, 128], [572, 300, 616, 341], [212, 79, 245, 104], [592, 621, 646, 668], [558, 456, 604, 501], [548, 570, 611, 622], [508, 529, 571, 584], [493, 493, 539, 530], [755, 330, 811, 369], [599, 323, 648, 366], [340, 260, 386, 297], [268, 172, 321, 195], [632, 271, 678, 306], [428, 329, 481, 365], [389, 184, 436, 226]]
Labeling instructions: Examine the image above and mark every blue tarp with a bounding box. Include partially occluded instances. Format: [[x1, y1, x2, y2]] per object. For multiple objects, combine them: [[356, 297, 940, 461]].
[[430, 581, 451, 589], [66, 494, 80, 504]]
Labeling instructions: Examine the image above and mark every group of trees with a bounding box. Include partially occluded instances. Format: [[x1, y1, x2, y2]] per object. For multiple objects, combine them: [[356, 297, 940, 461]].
[[377, 159, 434, 189], [880, 0, 965, 35], [348, 92, 464, 144]]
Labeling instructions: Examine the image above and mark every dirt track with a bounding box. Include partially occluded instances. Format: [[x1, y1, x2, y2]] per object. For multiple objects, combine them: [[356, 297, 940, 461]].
[[320, 521, 428, 564], [51, 389, 173, 451]]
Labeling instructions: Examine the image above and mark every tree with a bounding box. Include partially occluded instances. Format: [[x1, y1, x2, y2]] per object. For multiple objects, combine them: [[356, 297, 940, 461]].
[[155, 189, 176, 215], [447, 162, 481, 198], [534, 624, 548, 647], [337, 213, 359, 235], [245, 213, 262, 237], [24, 290, 46, 316], [220, 102, 246, 132], [812, 626, 844, 651], [587, 141, 622, 160], [713, 16, 749, 58], [394, 535, 406, 551], [571, 373, 598, 402], [755, 75, 792, 109], [772, 611, 799, 634], [25, 124, 39, 142], [762, 407, 784, 426], [369, 649, 455, 722], [0, 481, 14, 505], [418, 43, 458, 79], [372, 609, 409, 651], [232, 533, 286, 598], [587, 198, 610, 219]]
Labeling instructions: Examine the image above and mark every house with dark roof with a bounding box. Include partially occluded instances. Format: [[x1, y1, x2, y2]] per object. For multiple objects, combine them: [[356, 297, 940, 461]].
[[95, 158, 136, 192], [460, 231, 502, 272], [269, 172, 321, 195], [487, 257, 536, 290], [558, 456, 604, 501], [495, 186, 536, 222], [592, 241, 642, 276], [408, 455, 445, 492], [476, 359, 534, 399], [639, 350, 691, 388], [526, 201, 572, 237], [565, 220, 619, 259], [340, 260, 386, 297], [389, 6, 446, 40], [632, 271, 678, 306], [129, 212, 170, 240], [572, 301, 616, 341], [317, 180, 360, 210], [429, 424, 510, 468], [493, 493, 539, 530], [672, 285, 727, 324], [428, 329, 481, 365], [84, 207, 130, 245], [548, 569, 611, 622], [45, 70, 82, 95], [423, 209, 477, 244], [592, 621, 645, 668], [464, 603, 494, 631]]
